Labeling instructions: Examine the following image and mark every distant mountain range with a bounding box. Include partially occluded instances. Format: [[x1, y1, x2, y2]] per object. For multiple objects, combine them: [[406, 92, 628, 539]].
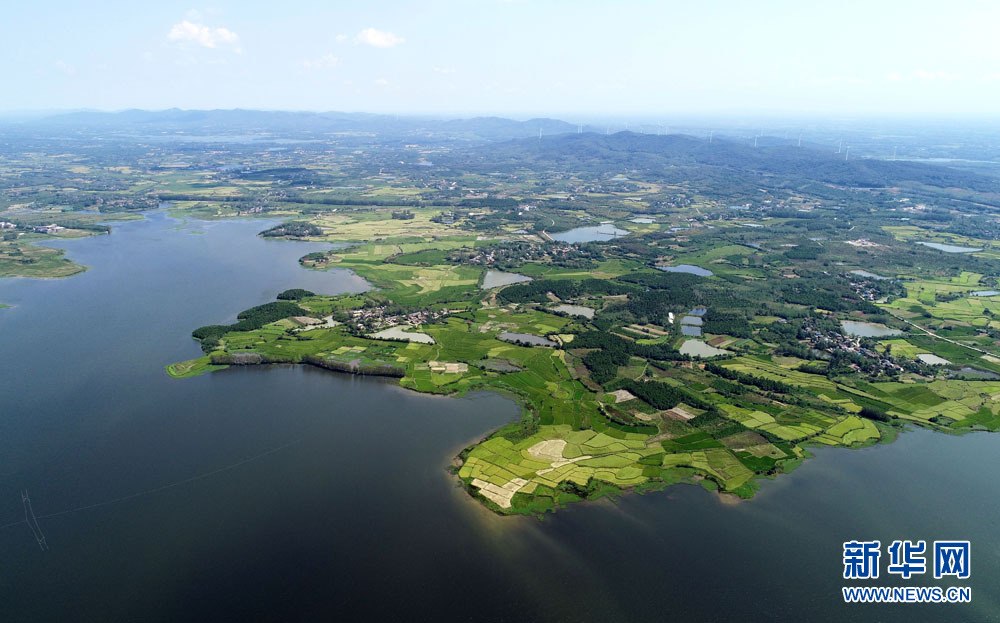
[[460, 131, 1000, 193], [17, 108, 580, 141], [7, 109, 999, 192]]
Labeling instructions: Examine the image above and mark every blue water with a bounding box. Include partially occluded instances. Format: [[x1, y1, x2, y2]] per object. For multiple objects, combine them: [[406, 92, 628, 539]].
[[1, 212, 997, 621]]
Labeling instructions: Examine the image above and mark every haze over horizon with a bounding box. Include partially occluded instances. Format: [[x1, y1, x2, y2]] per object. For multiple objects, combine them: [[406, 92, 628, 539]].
[[4, 0, 1000, 117]]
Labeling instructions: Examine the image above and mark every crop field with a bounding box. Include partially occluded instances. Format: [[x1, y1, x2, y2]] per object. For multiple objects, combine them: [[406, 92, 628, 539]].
[[310, 209, 470, 242], [721, 356, 841, 395], [460, 426, 664, 510]]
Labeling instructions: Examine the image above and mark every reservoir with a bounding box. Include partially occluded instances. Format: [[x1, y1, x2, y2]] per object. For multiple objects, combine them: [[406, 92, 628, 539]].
[[551, 304, 595, 318], [481, 270, 531, 289], [678, 339, 728, 357], [840, 320, 903, 338], [916, 241, 982, 253], [550, 224, 628, 243], [497, 332, 558, 347], [1, 211, 997, 621], [657, 264, 714, 277]]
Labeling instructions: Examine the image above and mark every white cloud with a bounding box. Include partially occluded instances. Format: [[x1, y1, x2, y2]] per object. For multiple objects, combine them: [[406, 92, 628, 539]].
[[168, 20, 240, 50], [335, 34, 348, 43], [354, 28, 405, 48], [433, 66, 456, 74], [374, 78, 389, 86], [302, 53, 339, 69]]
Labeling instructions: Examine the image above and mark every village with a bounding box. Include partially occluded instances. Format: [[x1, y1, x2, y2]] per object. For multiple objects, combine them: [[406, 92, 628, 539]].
[[800, 323, 905, 375], [345, 304, 450, 334]]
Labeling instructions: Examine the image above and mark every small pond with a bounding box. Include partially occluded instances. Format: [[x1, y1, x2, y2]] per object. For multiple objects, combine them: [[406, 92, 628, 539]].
[[551, 304, 595, 318], [916, 241, 982, 253], [550, 224, 628, 243], [841, 320, 902, 338], [657, 264, 713, 277], [368, 326, 436, 343], [498, 332, 558, 347], [482, 270, 532, 289], [679, 339, 729, 357]]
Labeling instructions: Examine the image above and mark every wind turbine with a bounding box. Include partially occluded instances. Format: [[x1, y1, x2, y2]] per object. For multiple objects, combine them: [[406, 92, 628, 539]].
[[709, 130, 714, 143], [845, 146, 850, 161], [892, 146, 897, 161]]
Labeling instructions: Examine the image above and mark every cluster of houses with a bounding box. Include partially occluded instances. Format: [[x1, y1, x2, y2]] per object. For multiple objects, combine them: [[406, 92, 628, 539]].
[[459, 242, 578, 266], [347, 306, 449, 333], [32, 224, 65, 234], [801, 325, 904, 374], [0, 221, 66, 234], [847, 278, 886, 302]]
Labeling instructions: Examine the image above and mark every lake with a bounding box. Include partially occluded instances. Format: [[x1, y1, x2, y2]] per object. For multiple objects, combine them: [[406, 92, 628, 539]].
[[657, 264, 714, 277], [916, 241, 983, 253], [550, 224, 628, 243], [481, 270, 532, 289], [971, 290, 1000, 297], [367, 326, 435, 343], [841, 320, 903, 338], [679, 339, 728, 357], [497, 332, 558, 347], [551, 304, 595, 318], [1, 211, 997, 621]]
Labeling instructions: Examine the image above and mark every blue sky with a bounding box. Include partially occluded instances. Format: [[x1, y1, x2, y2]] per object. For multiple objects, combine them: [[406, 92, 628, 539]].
[[3, 0, 999, 116]]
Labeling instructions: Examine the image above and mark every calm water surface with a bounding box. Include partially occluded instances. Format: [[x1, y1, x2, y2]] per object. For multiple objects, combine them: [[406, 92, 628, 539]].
[[657, 264, 714, 277], [550, 224, 627, 243], [841, 320, 903, 338], [481, 269, 532, 289], [1, 212, 999, 621], [916, 241, 982, 253]]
